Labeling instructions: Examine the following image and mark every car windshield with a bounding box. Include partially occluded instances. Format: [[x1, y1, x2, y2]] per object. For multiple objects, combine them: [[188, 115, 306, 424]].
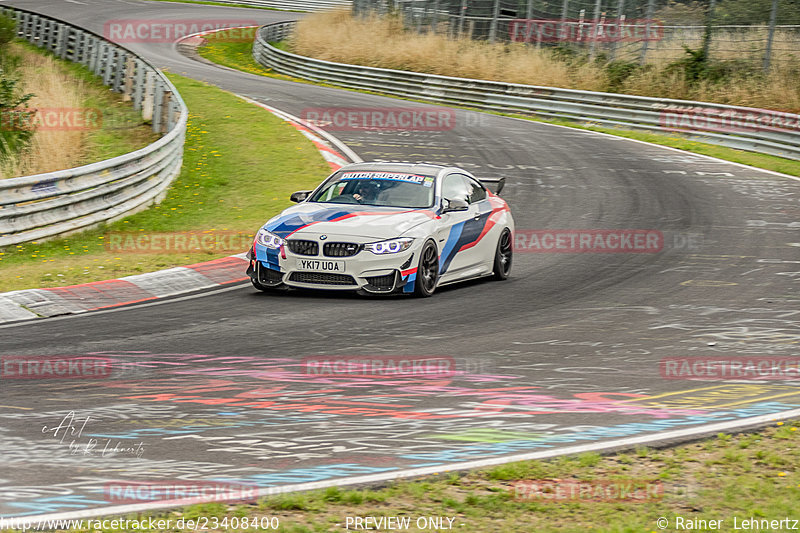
[[308, 171, 436, 208]]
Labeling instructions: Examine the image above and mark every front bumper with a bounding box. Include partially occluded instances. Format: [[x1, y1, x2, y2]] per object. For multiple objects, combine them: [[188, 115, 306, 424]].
[[246, 242, 419, 294]]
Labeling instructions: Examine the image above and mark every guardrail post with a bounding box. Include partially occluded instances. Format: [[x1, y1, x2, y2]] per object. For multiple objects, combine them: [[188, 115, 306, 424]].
[[142, 70, 155, 122], [109, 48, 120, 91], [20, 12, 30, 41], [113, 50, 127, 92], [167, 97, 179, 132], [64, 28, 78, 62], [40, 18, 50, 49], [160, 90, 172, 134], [55, 23, 68, 58], [102, 45, 114, 85], [31, 15, 42, 46], [122, 57, 136, 102], [89, 38, 101, 74], [46, 18, 55, 50], [152, 80, 164, 133], [75, 31, 87, 65], [132, 60, 145, 110]]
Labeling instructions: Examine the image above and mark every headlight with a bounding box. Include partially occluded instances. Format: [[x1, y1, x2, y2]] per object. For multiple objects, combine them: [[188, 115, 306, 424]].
[[256, 228, 284, 249], [364, 237, 414, 254]]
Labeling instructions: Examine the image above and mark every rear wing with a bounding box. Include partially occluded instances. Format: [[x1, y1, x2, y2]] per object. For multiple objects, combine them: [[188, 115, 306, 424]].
[[479, 177, 506, 195]]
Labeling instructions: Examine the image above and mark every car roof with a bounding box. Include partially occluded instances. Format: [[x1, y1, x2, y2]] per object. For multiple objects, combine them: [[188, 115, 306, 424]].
[[337, 162, 448, 176]]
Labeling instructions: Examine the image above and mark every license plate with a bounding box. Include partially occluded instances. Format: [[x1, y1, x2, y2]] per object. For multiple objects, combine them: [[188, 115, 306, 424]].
[[297, 259, 345, 272]]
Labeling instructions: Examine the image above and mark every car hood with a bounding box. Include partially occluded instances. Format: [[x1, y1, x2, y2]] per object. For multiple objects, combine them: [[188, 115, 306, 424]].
[[263, 203, 436, 240]]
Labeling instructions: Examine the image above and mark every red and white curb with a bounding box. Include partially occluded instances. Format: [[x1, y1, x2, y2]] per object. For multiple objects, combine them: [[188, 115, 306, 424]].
[[234, 93, 360, 169], [0, 82, 359, 324], [0, 254, 249, 323]]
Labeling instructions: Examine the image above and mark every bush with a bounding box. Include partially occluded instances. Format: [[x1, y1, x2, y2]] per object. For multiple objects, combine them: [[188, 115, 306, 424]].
[[0, 14, 16, 48], [0, 68, 35, 160], [665, 45, 760, 85], [604, 60, 643, 91]]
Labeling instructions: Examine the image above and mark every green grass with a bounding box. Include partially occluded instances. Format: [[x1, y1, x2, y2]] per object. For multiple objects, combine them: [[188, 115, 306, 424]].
[[0, 72, 331, 292], [25, 420, 800, 532], [4, 40, 160, 172], [197, 31, 273, 76], [44, 43, 162, 163], [197, 37, 800, 179]]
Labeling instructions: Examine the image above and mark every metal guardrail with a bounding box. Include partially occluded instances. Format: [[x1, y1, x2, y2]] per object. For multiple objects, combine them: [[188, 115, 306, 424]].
[[199, 0, 349, 11], [254, 21, 800, 161], [0, 7, 187, 247]]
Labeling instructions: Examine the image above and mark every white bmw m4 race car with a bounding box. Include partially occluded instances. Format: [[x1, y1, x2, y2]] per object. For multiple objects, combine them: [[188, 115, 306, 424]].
[[246, 162, 514, 297]]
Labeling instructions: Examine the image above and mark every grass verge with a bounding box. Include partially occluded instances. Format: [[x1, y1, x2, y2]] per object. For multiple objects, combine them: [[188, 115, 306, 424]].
[[197, 35, 800, 179], [22, 420, 800, 532], [1, 41, 159, 177], [0, 73, 331, 292]]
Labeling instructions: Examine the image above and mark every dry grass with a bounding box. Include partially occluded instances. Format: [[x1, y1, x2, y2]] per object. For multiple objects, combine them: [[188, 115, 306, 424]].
[[620, 62, 800, 111], [291, 10, 608, 90], [1, 42, 89, 177], [291, 11, 800, 113], [618, 26, 800, 66]]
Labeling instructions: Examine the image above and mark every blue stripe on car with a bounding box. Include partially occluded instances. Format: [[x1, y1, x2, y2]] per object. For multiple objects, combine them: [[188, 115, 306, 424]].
[[265, 206, 358, 238], [439, 206, 492, 274]]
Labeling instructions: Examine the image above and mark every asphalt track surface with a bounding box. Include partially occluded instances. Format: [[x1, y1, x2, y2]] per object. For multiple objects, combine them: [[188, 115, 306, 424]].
[[1, 0, 800, 520]]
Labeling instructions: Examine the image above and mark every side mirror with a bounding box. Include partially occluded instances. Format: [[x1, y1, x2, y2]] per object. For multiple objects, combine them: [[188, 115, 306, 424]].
[[442, 198, 469, 213], [290, 190, 311, 203]]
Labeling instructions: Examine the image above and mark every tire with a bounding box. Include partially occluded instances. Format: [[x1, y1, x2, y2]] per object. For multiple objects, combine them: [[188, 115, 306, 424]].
[[414, 240, 439, 297], [492, 228, 513, 280]]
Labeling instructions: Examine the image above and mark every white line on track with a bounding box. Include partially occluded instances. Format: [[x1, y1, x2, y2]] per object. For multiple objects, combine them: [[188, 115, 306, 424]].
[[24, 406, 800, 523], [506, 115, 800, 183]]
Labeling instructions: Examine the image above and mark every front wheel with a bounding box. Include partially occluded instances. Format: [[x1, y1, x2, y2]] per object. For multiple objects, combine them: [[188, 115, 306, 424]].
[[414, 240, 439, 297], [492, 228, 513, 280]]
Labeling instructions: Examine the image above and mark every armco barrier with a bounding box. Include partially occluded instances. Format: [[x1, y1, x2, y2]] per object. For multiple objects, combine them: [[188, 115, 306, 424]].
[[194, 0, 349, 10], [0, 7, 187, 247], [253, 21, 800, 161]]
